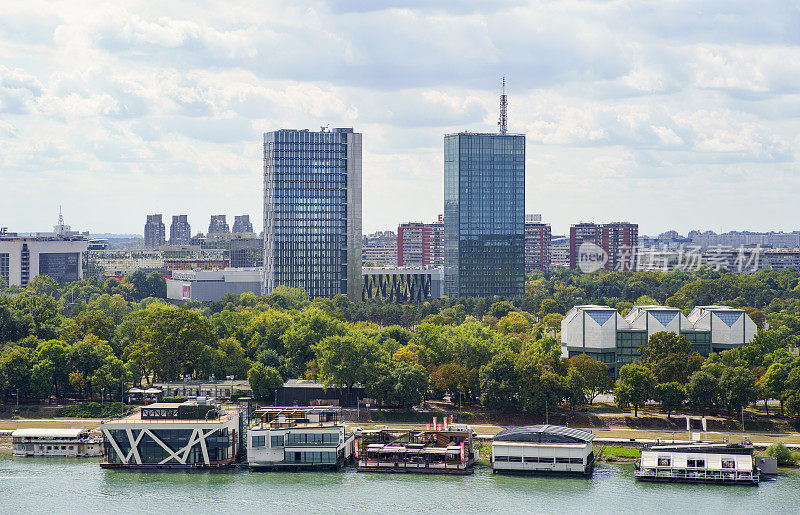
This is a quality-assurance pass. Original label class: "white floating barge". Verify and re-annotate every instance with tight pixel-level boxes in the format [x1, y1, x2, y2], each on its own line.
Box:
[12, 428, 103, 457]
[634, 441, 760, 485]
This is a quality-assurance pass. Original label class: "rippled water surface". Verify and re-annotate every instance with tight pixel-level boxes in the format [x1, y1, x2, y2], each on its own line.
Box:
[1, 456, 799, 514]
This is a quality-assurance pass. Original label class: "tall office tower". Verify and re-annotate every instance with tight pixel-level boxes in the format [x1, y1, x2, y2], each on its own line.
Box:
[525, 214, 551, 273]
[169, 215, 191, 244]
[397, 216, 444, 267]
[263, 128, 362, 299]
[232, 215, 254, 234]
[208, 215, 230, 234]
[444, 82, 525, 298]
[144, 214, 166, 248]
[601, 222, 638, 271]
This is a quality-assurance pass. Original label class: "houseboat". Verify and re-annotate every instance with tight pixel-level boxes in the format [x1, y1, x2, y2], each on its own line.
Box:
[491, 425, 596, 475]
[100, 397, 243, 469]
[11, 428, 103, 457]
[634, 440, 760, 485]
[357, 423, 475, 474]
[246, 406, 354, 471]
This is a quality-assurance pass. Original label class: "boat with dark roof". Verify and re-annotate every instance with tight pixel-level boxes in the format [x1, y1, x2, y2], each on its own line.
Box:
[491, 425, 596, 475]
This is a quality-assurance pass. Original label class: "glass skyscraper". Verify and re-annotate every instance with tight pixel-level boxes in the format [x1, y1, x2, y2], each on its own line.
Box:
[263, 128, 362, 299]
[444, 132, 525, 298]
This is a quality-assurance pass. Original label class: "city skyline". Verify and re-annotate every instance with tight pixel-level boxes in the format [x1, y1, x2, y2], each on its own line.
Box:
[2, 2, 799, 236]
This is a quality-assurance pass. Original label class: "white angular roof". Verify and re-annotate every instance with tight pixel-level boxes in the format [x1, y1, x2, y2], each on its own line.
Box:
[11, 428, 87, 438]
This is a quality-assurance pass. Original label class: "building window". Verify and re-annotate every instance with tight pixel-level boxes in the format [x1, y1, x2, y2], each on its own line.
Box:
[657, 456, 671, 467]
[722, 459, 735, 469]
[687, 459, 705, 468]
[270, 435, 284, 447]
[252, 435, 266, 447]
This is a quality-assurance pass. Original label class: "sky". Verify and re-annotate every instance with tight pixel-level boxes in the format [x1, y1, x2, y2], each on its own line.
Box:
[1, 1, 799, 237]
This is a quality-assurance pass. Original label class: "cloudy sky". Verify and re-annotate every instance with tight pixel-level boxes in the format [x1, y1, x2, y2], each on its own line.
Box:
[1, 1, 799, 237]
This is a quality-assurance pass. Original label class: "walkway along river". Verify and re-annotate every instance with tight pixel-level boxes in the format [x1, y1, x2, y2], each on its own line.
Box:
[1, 455, 799, 513]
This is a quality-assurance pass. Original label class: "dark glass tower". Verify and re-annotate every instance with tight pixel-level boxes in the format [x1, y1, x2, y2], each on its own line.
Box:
[263, 128, 362, 299]
[444, 132, 525, 298]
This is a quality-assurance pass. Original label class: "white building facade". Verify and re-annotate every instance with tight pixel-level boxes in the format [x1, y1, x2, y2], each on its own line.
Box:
[247, 407, 354, 470]
[561, 304, 757, 375]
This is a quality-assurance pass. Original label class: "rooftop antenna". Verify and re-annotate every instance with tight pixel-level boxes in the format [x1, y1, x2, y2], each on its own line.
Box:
[498, 76, 507, 135]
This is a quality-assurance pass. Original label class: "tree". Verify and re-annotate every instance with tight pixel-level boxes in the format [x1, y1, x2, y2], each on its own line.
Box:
[564, 369, 586, 412]
[640, 331, 702, 384]
[496, 312, 531, 335]
[281, 309, 347, 378]
[762, 362, 789, 415]
[29, 358, 54, 399]
[217, 338, 252, 379]
[685, 371, 720, 415]
[315, 332, 388, 390]
[479, 351, 518, 410]
[765, 442, 796, 466]
[719, 366, 758, 415]
[390, 362, 428, 408]
[542, 313, 564, 334]
[569, 354, 612, 404]
[248, 363, 282, 402]
[0, 345, 32, 399]
[25, 275, 59, 297]
[654, 382, 685, 418]
[614, 362, 656, 417]
[34, 340, 69, 397]
[137, 306, 214, 381]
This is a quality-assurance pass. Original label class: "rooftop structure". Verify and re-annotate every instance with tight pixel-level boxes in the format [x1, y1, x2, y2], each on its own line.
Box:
[166, 267, 262, 302]
[275, 378, 365, 407]
[154, 379, 251, 399]
[492, 425, 596, 475]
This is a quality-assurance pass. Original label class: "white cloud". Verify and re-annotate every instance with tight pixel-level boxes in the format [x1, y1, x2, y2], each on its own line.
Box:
[0, 0, 798, 236]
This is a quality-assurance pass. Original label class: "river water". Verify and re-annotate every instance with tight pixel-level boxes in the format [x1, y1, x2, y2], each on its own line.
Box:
[1, 456, 798, 514]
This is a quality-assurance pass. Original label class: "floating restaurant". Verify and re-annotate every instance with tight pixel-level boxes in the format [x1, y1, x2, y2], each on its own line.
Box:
[246, 406, 354, 471]
[357, 417, 475, 474]
[100, 397, 243, 469]
[11, 428, 103, 458]
[491, 425, 596, 475]
[634, 440, 760, 485]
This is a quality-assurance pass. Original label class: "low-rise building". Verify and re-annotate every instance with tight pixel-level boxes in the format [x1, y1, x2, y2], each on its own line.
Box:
[154, 379, 251, 399]
[561, 304, 756, 375]
[12, 428, 103, 457]
[361, 266, 443, 302]
[491, 425, 595, 475]
[166, 268, 261, 302]
[100, 398, 242, 469]
[247, 407, 354, 470]
[275, 379, 364, 407]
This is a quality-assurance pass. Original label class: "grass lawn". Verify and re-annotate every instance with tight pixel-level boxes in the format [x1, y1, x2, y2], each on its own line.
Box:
[599, 445, 640, 458]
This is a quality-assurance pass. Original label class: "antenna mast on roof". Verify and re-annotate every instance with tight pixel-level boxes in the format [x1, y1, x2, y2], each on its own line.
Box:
[498, 76, 507, 135]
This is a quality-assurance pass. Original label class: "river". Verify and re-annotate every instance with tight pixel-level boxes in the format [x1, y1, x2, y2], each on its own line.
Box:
[1, 456, 798, 514]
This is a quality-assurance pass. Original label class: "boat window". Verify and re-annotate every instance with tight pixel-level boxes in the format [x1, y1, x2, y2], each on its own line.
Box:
[539, 457, 554, 464]
[508, 456, 522, 462]
[687, 459, 705, 468]
[569, 458, 583, 464]
[524, 457, 538, 463]
[657, 456, 670, 467]
[722, 459, 735, 469]
[494, 456, 509, 462]
[555, 457, 570, 463]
